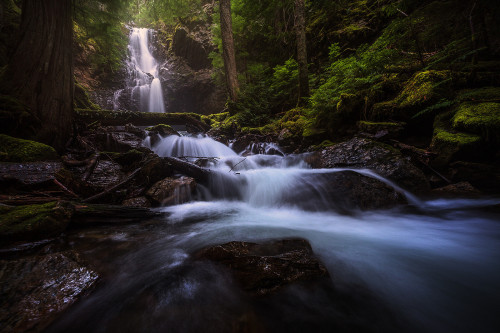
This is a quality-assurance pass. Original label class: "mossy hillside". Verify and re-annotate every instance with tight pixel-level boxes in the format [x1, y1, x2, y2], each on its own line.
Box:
[0, 134, 58, 162]
[452, 102, 500, 143]
[0, 201, 74, 244]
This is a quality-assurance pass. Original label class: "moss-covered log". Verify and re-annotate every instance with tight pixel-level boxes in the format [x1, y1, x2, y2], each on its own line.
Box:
[75, 109, 211, 132]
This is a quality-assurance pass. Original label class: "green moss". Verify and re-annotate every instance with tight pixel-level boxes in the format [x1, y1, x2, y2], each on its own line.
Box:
[0, 201, 74, 243]
[0, 134, 58, 162]
[430, 114, 482, 168]
[433, 128, 482, 146]
[452, 102, 500, 142]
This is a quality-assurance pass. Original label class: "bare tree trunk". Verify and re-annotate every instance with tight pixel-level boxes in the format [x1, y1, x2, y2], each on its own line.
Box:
[294, 0, 309, 104]
[6, 0, 74, 152]
[219, 0, 239, 101]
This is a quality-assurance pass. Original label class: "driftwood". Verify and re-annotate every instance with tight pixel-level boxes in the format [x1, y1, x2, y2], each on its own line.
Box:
[83, 153, 100, 181]
[163, 156, 211, 182]
[75, 110, 211, 132]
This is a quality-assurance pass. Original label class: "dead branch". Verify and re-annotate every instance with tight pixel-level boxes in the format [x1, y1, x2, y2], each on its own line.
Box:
[229, 158, 246, 173]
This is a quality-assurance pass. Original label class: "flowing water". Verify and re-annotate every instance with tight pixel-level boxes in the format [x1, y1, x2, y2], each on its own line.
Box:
[113, 27, 165, 113]
[47, 135, 500, 333]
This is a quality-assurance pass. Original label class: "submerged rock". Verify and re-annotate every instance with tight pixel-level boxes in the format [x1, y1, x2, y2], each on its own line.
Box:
[146, 176, 196, 206]
[309, 137, 429, 193]
[195, 239, 329, 295]
[0, 251, 98, 332]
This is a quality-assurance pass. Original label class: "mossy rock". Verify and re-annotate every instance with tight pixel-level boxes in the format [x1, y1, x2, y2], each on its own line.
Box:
[370, 101, 398, 120]
[396, 71, 451, 106]
[430, 124, 482, 169]
[145, 124, 180, 137]
[336, 93, 363, 118]
[373, 71, 453, 121]
[0, 134, 58, 162]
[452, 102, 500, 143]
[0, 201, 74, 244]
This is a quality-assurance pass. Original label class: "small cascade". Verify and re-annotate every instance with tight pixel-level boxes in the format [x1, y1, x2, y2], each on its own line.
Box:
[148, 135, 418, 211]
[113, 27, 165, 113]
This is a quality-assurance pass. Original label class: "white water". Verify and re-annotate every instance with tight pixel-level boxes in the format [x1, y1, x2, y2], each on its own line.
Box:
[114, 27, 165, 113]
[49, 135, 500, 333]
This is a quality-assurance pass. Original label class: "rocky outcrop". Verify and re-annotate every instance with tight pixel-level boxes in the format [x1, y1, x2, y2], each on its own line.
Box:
[0, 251, 98, 333]
[195, 239, 329, 296]
[308, 138, 429, 193]
[172, 27, 212, 70]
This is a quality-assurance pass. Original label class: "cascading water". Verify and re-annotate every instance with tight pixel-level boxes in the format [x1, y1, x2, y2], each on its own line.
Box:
[48, 134, 500, 333]
[113, 27, 165, 113]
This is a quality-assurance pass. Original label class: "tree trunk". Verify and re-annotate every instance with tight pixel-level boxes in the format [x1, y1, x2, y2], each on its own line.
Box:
[6, 0, 74, 152]
[219, 0, 239, 101]
[294, 0, 309, 104]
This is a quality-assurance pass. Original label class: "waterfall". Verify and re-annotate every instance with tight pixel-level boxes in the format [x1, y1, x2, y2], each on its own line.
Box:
[114, 27, 165, 113]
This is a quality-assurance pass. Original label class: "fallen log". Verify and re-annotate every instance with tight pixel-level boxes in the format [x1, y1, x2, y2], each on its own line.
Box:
[163, 157, 211, 182]
[75, 109, 211, 132]
[72, 204, 163, 225]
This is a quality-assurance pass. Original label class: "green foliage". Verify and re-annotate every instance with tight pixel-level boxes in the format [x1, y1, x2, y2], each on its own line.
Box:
[0, 134, 58, 162]
[74, 0, 131, 76]
[131, 0, 203, 27]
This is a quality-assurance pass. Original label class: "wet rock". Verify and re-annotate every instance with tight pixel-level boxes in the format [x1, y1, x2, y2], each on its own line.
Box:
[194, 239, 329, 296]
[319, 171, 407, 211]
[146, 124, 180, 137]
[0, 201, 74, 245]
[430, 181, 482, 198]
[122, 196, 151, 208]
[146, 176, 196, 206]
[0, 251, 98, 332]
[309, 138, 429, 193]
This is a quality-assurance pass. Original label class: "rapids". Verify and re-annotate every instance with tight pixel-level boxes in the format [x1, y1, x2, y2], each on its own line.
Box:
[46, 135, 500, 333]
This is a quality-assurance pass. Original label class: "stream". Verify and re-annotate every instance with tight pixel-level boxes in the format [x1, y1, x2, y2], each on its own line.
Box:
[46, 135, 500, 333]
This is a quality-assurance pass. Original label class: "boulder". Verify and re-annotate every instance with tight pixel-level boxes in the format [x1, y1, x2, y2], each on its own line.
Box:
[146, 176, 196, 206]
[0, 251, 98, 332]
[309, 137, 429, 193]
[194, 239, 329, 296]
[319, 171, 407, 211]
